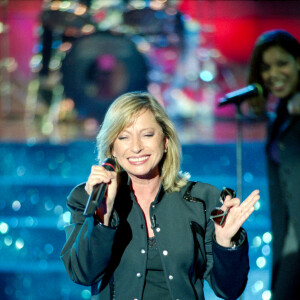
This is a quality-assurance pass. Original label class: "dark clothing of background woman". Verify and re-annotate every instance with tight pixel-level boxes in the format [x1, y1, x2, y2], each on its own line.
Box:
[266, 100, 300, 299]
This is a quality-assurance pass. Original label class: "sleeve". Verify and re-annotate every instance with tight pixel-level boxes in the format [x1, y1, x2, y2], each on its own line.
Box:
[210, 229, 249, 299]
[60, 183, 119, 286]
[192, 182, 249, 299]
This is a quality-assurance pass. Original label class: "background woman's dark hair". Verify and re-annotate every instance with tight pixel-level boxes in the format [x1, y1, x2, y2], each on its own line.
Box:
[247, 29, 300, 89]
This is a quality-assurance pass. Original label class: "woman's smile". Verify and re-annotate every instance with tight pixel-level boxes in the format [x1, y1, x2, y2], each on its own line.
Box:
[128, 155, 150, 164]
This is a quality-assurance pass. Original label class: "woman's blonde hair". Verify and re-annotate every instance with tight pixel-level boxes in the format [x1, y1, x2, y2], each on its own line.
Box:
[96, 91, 189, 192]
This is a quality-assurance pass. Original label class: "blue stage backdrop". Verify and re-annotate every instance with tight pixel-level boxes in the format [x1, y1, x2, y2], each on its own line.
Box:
[0, 141, 271, 300]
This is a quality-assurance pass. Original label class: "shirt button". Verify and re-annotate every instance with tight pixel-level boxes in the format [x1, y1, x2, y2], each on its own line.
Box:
[156, 227, 161, 232]
[141, 249, 146, 254]
[168, 275, 174, 280]
[136, 273, 142, 278]
[163, 250, 168, 256]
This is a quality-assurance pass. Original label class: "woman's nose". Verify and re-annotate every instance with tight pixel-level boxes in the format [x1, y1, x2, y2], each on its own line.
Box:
[268, 65, 280, 77]
[131, 137, 143, 153]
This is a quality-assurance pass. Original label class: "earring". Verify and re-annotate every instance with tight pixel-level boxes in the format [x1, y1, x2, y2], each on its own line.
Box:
[164, 149, 167, 153]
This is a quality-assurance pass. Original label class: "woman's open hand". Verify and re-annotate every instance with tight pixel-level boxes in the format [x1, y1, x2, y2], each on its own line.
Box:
[214, 190, 260, 247]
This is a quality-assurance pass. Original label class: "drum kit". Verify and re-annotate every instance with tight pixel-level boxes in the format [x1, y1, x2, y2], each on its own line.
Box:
[35, 0, 184, 120]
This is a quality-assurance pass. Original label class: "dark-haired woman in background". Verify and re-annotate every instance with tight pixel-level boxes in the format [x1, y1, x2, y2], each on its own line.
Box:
[247, 29, 300, 299]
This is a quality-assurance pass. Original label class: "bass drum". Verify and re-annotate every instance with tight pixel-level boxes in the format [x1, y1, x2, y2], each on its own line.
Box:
[61, 31, 149, 119]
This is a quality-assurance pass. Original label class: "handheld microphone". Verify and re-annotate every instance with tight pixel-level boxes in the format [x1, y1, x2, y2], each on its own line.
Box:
[218, 83, 263, 107]
[83, 158, 116, 217]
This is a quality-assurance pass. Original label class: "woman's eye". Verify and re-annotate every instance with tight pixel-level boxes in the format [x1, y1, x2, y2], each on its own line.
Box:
[261, 64, 270, 72]
[144, 133, 154, 137]
[118, 136, 128, 140]
[278, 60, 288, 67]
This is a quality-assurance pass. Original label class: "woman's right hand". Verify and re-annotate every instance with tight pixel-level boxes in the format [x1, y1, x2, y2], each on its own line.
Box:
[85, 165, 118, 225]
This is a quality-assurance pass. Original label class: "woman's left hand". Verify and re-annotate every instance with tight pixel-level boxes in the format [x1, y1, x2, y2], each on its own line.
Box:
[214, 190, 260, 247]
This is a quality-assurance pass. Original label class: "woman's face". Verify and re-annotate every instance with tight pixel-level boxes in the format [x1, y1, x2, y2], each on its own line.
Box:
[112, 109, 168, 180]
[260, 46, 300, 99]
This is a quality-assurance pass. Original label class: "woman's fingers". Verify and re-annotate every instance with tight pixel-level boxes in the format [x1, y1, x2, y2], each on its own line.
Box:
[231, 190, 260, 223]
[85, 165, 116, 195]
[240, 190, 260, 210]
[222, 190, 260, 209]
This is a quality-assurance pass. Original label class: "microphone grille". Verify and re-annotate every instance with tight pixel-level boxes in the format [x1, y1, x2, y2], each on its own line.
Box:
[253, 83, 264, 97]
[102, 157, 116, 171]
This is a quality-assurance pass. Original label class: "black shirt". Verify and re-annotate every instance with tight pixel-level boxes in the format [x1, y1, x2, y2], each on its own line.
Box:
[142, 236, 172, 300]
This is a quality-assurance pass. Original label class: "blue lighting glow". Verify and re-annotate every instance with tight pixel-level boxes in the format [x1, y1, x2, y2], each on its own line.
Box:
[256, 257, 267, 269]
[81, 289, 91, 299]
[4, 235, 13, 246]
[252, 280, 264, 293]
[63, 211, 71, 223]
[244, 172, 254, 183]
[262, 245, 271, 256]
[254, 201, 261, 210]
[39, 259, 48, 270]
[45, 200, 54, 211]
[0, 222, 9, 234]
[15, 238, 25, 250]
[262, 290, 272, 300]
[54, 205, 64, 215]
[199, 70, 214, 82]
[16, 166, 26, 176]
[12, 200, 21, 211]
[44, 243, 54, 255]
[252, 236, 262, 247]
[262, 232, 272, 243]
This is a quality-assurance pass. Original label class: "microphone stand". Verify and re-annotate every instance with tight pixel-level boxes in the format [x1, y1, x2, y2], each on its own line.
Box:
[218, 90, 264, 300]
[236, 103, 243, 202]
[219, 100, 244, 204]
[219, 100, 244, 300]
[235, 102, 244, 300]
